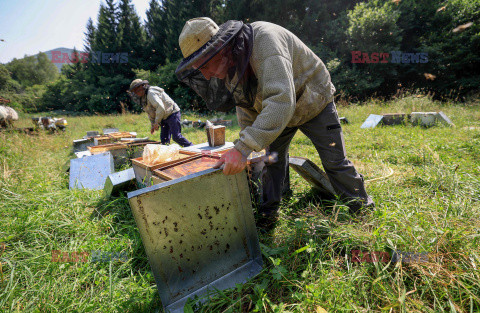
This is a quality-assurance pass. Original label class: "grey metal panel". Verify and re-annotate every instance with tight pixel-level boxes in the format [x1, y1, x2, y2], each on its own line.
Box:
[75, 150, 92, 158]
[103, 128, 119, 134]
[104, 168, 136, 197]
[180, 141, 234, 153]
[360, 114, 383, 129]
[69, 152, 114, 190]
[411, 112, 437, 126]
[381, 113, 407, 126]
[128, 169, 262, 313]
[120, 137, 150, 142]
[73, 138, 94, 153]
[85, 131, 99, 137]
[289, 157, 336, 197]
[108, 148, 129, 168]
[436, 111, 454, 126]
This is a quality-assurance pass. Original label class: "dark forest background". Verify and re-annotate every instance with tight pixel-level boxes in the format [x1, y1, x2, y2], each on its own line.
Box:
[1, 0, 479, 114]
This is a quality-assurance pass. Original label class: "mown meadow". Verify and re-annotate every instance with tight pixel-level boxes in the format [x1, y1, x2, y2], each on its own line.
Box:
[1, 95, 479, 312]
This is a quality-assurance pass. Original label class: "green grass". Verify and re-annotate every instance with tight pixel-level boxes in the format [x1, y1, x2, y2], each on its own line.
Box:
[1, 95, 479, 312]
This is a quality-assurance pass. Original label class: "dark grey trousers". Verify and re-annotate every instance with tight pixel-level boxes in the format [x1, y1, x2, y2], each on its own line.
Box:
[261, 102, 373, 215]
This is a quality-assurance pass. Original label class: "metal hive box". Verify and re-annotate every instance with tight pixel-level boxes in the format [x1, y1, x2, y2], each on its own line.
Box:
[69, 152, 114, 190]
[361, 114, 384, 128]
[104, 168, 136, 197]
[127, 169, 262, 313]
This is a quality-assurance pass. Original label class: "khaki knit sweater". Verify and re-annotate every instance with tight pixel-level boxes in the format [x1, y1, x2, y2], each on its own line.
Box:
[234, 21, 336, 157]
[144, 86, 180, 126]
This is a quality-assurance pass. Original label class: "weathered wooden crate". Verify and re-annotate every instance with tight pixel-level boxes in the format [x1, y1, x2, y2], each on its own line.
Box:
[411, 111, 454, 127]
[206, 125, 226, 147]
[92, 132, 136, 146]
[151, 150, 268, 208]
[127, 169, 262, 313]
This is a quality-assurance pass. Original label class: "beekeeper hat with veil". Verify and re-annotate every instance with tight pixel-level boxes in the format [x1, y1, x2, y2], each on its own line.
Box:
[175, 17, 257, 112]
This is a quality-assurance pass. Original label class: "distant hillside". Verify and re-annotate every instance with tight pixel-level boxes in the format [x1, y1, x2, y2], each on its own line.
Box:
[42, 47, 84, 72]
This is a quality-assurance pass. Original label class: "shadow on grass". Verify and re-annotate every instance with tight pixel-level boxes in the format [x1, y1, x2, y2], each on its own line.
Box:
[90, 194, 166, 312]
[115, 292, 164, 313]
[90, 194, 146, 267]
[185, 188, 377, 312]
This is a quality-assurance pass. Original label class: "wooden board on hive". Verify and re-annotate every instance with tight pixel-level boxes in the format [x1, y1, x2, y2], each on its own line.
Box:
[153, 155, 221, 181]
[131, 151, 200, 187]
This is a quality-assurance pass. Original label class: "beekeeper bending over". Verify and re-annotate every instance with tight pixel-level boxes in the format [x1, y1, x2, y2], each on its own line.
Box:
[129, 79, 192, 147]
[175, 18, 374, 226]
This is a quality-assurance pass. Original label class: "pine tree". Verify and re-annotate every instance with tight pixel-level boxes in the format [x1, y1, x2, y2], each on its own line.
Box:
[145, 0, 167, 69]
[83, 18, 96, 54]
[93, 1, 118, 77]
[117, 0, 146, 75]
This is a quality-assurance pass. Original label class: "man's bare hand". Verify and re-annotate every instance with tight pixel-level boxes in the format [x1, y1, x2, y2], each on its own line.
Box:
[151, 123, 160, 134]
[213, 148, 247, 175]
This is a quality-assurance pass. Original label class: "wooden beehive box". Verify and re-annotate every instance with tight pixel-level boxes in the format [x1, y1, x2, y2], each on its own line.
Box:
[206, 125, 225, 147]
[153, 154, 221, 181]
[88, 142, 127, 154]
[88, 141, 158, 168]
[94, 135, 114, 146]
[89, 142, 129, 167]
[203, 148, 265, 163]
[152, 150, 266, 183]
[108, 131, 136, 140]
[126, 141, 161, 159]
[131, 151, 199, 187]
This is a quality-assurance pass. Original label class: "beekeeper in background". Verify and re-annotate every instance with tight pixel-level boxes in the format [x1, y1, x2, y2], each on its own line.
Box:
[129, 79, 192, 147]
[0, 105, 18, 128]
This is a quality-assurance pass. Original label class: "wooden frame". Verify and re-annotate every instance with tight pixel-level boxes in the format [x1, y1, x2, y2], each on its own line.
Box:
[152, 154, 221, 181]
[131, 151, 200, 187]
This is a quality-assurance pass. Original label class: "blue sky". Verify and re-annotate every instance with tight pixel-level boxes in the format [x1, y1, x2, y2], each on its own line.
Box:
[0, 0, 151, 63]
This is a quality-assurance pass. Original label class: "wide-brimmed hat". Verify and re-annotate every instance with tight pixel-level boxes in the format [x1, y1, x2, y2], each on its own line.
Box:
[129, 79, 149, 91]
[179, 17, 219, 59]
[176, 19, 244, 81]
[175, 19, 256, 112]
